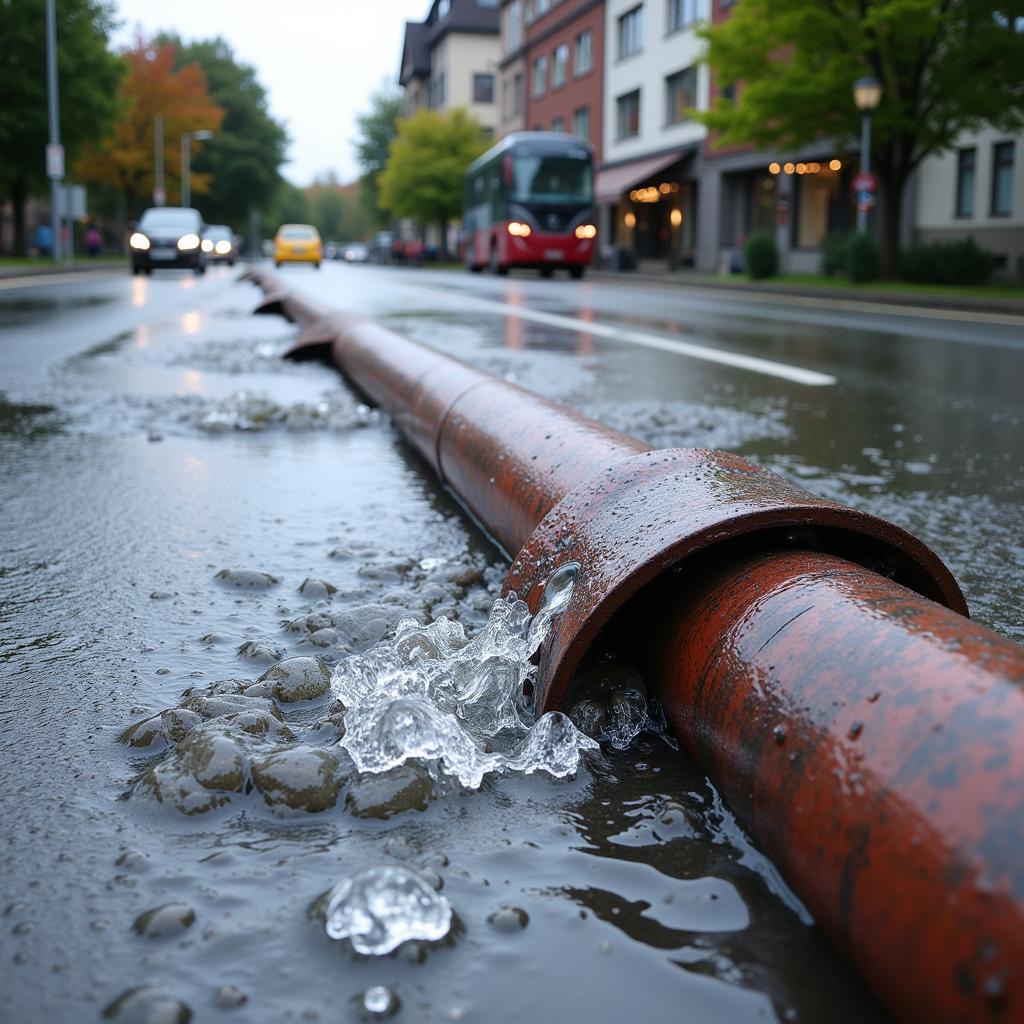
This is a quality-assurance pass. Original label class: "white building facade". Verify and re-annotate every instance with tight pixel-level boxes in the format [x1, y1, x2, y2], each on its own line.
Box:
[598, 0, 710, 266]
[915, 127, 1023, 280]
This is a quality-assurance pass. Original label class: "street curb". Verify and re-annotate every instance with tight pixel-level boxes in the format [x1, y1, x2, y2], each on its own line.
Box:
[0, 262, 124, 282]
[585, 270, 1024, 317]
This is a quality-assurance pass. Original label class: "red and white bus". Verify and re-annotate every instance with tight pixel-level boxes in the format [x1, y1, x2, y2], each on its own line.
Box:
[463, 132, 596, 279]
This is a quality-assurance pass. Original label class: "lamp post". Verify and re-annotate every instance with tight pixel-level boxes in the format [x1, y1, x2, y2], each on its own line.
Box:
[853, 76, 882, 234]
[45, 0, 63, 263]
[180, 129, 215, 207]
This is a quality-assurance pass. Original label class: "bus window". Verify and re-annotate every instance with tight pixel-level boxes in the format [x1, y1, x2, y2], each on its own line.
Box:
[512, 155, 592, 204]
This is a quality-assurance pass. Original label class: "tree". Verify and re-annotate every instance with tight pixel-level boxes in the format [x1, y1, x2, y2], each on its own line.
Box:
[378, 108, 488, 258]
[159, 35, 288, 232]
[354, 85, 405, 223]
[305, 174, 373, 241]
[75, 38, 224, 218]
[699, 1, 1024, 276]
[0, 0, 123, 255]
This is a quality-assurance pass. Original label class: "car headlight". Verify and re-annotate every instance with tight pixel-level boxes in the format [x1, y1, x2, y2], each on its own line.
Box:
[177, 233, 200, 251]
[201, 239, 214, 252]
[215, 240, 231, 255]
[129, 232, 150, 250]
[508, 221, 531, 237]
[574, 224, 597, 239]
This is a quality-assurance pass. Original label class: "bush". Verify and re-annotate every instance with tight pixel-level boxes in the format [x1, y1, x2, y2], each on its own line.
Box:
[900, 238, 994, 285]
[821, 232, 850, 277]
[846, 232, 879, 282]
[744, 230, 778, 279]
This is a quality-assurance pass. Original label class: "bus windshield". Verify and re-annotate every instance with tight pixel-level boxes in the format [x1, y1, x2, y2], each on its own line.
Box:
[512, 155, 592, 205]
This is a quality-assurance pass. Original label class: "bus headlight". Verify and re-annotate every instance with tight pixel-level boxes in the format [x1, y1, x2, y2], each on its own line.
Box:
[177, 233, 201, 251]
[574, 224, 597, 240]
[129, 232, 150, 250]
[508, 221, 531, 237]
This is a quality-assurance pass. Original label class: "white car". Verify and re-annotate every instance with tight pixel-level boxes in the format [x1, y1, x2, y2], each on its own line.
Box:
[344, 243, 369, 263]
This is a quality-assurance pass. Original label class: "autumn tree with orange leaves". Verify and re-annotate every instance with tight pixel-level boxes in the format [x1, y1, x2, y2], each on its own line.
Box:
[76, 37, 223, 216]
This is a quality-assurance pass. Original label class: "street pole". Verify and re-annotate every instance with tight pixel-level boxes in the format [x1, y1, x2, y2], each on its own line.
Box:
[181, 133, 190, 208]
[45, 0, 63, 263]
[154, 114, 164, 206]
[856, 111, 872, 234]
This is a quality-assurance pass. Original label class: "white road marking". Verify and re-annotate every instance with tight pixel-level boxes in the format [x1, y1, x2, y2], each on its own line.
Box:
[432, 292, 838, 387]
[0, 270, 122, 291]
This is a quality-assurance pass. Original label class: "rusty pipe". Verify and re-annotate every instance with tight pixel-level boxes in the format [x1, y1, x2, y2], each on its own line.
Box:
[245, 269, 1024, 1022]
[636, 547, 1024, 1024]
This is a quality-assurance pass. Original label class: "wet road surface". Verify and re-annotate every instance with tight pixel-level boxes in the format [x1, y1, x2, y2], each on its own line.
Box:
[1, 262, 1020, 1022]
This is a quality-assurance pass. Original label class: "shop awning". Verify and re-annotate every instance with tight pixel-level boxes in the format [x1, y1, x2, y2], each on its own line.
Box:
[594, 150, 687, 203]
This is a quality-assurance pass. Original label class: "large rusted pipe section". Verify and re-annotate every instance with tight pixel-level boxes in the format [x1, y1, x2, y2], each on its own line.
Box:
[246, 268, 1024, 1022]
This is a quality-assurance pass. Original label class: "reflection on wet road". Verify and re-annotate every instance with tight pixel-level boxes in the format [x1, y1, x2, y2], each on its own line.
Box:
[0, 261, 1019, 1022]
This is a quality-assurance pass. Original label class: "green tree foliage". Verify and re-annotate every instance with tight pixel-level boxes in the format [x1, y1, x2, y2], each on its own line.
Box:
[160, 35, 288, 232]
[305, 174, 373, 241]
[266, 179, 309, 230]
[0, 0, 123, 254]
[700, 1, 1024, 276]
[379, 108, 488, 256]
[355, 85, 404, 222]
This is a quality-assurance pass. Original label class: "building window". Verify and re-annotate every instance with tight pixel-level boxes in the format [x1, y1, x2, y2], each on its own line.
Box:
[721, 82, 736, 102]
[532, 56, 548, 96]
[552, 116, 565, 132]
[552, 43, 569, 87]
[473, 73, 495, 103]
[665, 66, 696, 124]
[955, 148, 975, 218]
[617, 5, 643, 59]
[616, 89, 640, 139]
[574, 29, 592, 74]
[504, 0, 522, 52]
[428, 72, 446, 109]
[573, 105, 589, 141]
[667, 0, 697, 32]
[991, 141, 1014, 216]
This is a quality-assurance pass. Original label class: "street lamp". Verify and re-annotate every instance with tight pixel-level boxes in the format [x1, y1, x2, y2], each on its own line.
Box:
[180, 129, 215, 208]
[853, 76, 882, 233]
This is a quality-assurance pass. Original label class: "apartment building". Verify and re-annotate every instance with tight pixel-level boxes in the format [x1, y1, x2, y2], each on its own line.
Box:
[498, 1, 528, 136]
[598, 0, 710, 265]
[915, 128, 1023, 279]
[399, 0, 502, 133]
[521, 0, 605, 161]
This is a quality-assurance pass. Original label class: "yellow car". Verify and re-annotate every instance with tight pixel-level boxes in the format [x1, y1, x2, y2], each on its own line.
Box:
[274, 224, 322, 268]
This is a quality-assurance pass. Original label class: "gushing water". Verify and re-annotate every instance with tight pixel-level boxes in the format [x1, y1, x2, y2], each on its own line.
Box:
[332, 565, 596, 790]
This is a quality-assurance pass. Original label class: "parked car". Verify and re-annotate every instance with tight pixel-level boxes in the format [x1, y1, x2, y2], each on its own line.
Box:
[129, 207, 206, 275]
[343, 242, 369, 263]
[274, 224, 322, 268]
[324, 241, 341, 260]
[201, 224, 238, 265]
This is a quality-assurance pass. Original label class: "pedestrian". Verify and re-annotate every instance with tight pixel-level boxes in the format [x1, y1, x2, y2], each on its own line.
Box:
[33, 223, 54, 258]
[84, 224, 102, 258]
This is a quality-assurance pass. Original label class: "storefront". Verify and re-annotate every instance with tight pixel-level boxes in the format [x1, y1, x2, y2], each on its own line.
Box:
[595, 149, 698, 269]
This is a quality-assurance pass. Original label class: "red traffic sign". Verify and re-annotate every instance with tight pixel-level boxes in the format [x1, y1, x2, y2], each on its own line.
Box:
[853, 172, 878, 193]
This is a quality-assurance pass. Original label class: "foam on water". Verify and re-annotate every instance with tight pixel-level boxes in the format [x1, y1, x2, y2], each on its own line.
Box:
[196, 390, 373, 432]
[332, 564, 597, 790]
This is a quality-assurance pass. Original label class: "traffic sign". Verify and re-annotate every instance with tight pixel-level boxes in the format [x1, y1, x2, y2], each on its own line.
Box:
[853, 172, 877, 194]
[856, 191, 876, 212]
[46, 143, 64, 180]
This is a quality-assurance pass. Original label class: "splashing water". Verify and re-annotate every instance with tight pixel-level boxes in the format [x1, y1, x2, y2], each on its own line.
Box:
[331, 563, 596, 790]
[325, 866, 451, 954]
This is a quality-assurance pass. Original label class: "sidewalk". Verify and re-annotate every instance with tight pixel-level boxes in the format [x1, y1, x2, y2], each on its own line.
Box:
[587, 267, 1024, 318]
[0, 260, 123, 281]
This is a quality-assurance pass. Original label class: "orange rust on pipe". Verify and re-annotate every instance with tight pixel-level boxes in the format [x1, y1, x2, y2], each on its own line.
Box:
[637, 549, 1024, 1024]
[245, 269, 1024, 1022]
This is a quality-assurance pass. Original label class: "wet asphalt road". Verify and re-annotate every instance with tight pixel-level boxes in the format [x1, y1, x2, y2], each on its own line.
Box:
[0, 260, 1021, 1023]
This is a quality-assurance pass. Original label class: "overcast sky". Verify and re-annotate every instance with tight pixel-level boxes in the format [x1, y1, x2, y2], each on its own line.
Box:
[113, 0, 424, 185]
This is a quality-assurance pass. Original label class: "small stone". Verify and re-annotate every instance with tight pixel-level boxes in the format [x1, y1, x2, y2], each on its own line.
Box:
[298, 578, 337, 599]
[487, 906, 528, 932]
[251, 745, 344, 812]
[345, 763, 436, 819]
[132, 903, 196, 939]
[236, 639, 282, 663]
[102, 986, 191, 1023]
[359, 985, 399, 1018]
[257, 657, 330, 703]
[214, 568, 279, 589]
[212, 985, 247, 1010]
